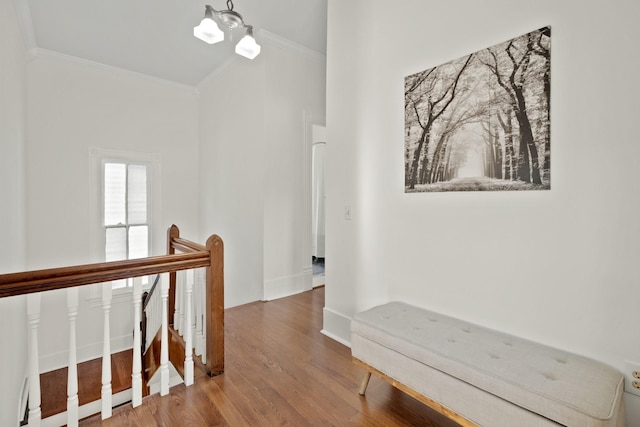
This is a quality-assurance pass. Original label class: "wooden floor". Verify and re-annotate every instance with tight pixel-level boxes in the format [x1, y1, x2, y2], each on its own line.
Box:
[79, 287, 461, 426]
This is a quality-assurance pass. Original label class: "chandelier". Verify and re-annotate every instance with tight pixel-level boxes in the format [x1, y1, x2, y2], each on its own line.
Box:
[193, 0, 261, 60]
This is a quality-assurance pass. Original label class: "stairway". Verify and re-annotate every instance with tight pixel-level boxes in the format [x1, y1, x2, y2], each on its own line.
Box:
[4, 225, 224, 427]
[39, 350, 134, 423]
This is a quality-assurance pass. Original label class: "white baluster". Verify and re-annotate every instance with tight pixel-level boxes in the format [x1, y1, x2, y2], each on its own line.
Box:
[184, 270, 194, 386]
[178, 271, 185, 335]
[173, 272, 181, 334]
[193, 271, 203, 357]
[199, 268, 207, 364]
[101, 283, 112, 419]
[27, 293, 41, 427]
[160, 278, 170, 395]
[195, 268, 206, 361]
[132, 277, 143, 407]
[67, 288, 79, 427]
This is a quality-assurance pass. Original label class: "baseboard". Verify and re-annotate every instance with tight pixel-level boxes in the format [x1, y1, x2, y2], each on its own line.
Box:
[312, 273, 325, 288]
[321, 307, 352, 347]
[624, 392, 640, 427]
[263, 271, 312, 301]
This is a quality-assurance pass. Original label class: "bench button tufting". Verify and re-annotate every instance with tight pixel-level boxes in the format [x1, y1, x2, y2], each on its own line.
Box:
[488, 353, 501, 359]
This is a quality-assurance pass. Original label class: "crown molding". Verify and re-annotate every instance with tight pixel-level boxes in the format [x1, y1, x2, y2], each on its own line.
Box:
[11, 0, 37, 54]
[32, 48, 199, 95]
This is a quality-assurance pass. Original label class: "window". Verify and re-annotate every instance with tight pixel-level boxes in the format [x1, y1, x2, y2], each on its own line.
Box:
[89, 148, 160, 299]
[103, 161, 150, 289]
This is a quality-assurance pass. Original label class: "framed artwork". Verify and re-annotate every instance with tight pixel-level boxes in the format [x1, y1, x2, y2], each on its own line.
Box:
[405, 26, 551, 192]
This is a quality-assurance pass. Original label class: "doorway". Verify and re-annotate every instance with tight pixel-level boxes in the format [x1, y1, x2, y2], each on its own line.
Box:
[311, 125, 326, 287]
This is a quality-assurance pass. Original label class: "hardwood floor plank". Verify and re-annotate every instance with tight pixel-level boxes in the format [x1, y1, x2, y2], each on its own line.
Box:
[224, 321, 359, 424]
[79, 287, 461, 426]
[197, 372, 270, 426]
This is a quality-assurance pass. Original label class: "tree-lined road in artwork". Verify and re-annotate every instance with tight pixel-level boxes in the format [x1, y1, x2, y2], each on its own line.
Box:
[412, 176, 544, 193]
[405, 26, 551, 192]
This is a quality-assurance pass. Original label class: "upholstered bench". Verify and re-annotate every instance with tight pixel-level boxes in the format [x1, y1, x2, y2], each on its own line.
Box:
[351, 302, 625, 427]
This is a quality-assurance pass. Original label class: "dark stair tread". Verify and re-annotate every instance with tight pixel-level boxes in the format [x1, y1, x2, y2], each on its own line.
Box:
[40, 349, 133, 418]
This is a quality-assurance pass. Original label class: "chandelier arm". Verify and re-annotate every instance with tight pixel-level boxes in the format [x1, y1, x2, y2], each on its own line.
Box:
[205, 4, 227, 16]
[205, 0, 234, 14]
[207, 5, 246, 30]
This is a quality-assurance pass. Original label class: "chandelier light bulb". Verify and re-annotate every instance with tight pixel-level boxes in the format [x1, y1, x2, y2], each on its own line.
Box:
[194, 13, 224, 44]
[235, 31, 261, 60]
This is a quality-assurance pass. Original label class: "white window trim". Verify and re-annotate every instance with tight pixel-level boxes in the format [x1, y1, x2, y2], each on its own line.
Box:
[88, 147, 162, 303]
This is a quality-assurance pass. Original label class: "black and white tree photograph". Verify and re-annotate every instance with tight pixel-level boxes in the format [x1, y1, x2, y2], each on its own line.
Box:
[405, 27, 551, 193]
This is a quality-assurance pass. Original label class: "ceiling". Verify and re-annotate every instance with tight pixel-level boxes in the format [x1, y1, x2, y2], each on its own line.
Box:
[21, 0, 327, 86]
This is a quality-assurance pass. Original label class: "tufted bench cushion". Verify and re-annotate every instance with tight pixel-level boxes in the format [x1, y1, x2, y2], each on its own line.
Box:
[351, 302, 625, 427]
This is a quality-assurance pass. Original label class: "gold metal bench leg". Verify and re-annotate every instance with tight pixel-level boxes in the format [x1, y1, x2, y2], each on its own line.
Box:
[358, 371, 372, 395]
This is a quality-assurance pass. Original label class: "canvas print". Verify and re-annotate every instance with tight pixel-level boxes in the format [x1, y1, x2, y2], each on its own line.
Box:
[405, 27, 551, 192]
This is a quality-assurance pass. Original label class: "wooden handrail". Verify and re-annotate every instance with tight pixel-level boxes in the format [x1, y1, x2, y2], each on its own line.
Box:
[1, 224, 224, 388]
[0, 252, 211, 299]
[171, 237, 206, 253]
[3, 223, 224, 424]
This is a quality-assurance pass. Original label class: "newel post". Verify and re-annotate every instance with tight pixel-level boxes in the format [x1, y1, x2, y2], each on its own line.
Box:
[206, 234, 224, 376]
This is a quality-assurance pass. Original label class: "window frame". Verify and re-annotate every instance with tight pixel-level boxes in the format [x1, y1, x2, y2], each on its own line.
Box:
[89, 148, 161, 300]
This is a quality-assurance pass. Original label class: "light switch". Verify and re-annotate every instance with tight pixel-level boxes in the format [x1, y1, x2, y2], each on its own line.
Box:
[344, 205, 352, 220]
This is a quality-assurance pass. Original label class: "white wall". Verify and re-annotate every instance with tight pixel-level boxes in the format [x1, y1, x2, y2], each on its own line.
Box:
[198, 35, 326, 307]
[324, 0, 640, 423]
[0, 0, 28, 424]
[198, 56, 266, 308]
[1, 8, 327, 421]
[0, 2, 26, 271]
[26, 53, 200, 370]
[262, 40, 326, 300]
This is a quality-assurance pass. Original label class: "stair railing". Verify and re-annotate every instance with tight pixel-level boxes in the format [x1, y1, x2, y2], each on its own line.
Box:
[168, 225, 225, 376]
[0, 225, 223, 427]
